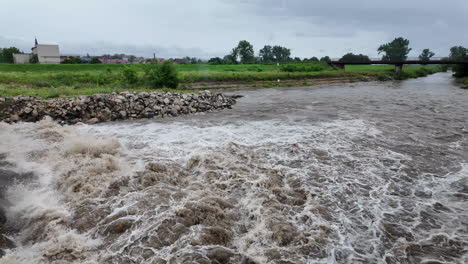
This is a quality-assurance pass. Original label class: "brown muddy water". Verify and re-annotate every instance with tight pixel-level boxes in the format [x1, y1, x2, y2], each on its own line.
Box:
[0, 72, 467, 263]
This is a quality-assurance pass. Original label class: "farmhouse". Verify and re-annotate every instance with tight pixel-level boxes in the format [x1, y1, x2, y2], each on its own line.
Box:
[13, 38, 60, 64]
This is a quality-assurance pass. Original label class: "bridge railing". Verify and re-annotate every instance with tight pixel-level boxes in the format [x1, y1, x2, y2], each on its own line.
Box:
[330, 57, 468, 64]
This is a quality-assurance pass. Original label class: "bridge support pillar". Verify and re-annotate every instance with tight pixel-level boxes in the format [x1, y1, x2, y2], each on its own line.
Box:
[395, 64, 403, 78]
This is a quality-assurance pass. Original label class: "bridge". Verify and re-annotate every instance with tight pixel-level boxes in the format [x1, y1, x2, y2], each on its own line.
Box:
[329, 58, 468, 77]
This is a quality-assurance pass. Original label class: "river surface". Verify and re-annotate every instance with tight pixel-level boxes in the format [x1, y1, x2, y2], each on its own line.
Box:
[0, 72, 467, 263]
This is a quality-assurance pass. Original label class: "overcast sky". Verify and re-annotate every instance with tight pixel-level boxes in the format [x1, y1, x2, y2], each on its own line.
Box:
[1, 0, 467, 59]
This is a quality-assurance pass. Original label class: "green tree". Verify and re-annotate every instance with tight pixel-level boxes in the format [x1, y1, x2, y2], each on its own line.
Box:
[272, 46, 291, 63]
[378, 37, 412, 61]
[339, 53, 371, 63]
[29, 54, 39, 64]
[449, 46, 468, 77]
[121, 66, 138, 84]
[144, 61, 179, 88]
[233, 40, 255, 64]
[62, 56, 83, 64]
[223, 54, 237, 64]
[449, 46, 467, 59]
[259, 45, 275, 64]
[190, 57, 200, 64]
[90, 57, 102, 64]
[0, 47, 22, 63]
[320, 56, 331, 63]
[208, 57, 224, 65]
[129, 55, 136, 64]
[419, 49, 435, 62]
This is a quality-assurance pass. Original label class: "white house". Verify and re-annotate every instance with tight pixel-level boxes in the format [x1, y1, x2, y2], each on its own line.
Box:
[13, 38, 60, 64]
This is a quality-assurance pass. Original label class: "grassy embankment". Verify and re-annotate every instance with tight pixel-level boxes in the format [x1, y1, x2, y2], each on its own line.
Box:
[456, 77, 468, 85]
[0, 63, 446, 98]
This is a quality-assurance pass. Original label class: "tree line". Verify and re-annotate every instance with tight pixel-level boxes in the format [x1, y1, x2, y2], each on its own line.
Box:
[1, 39, 467, 77]
[208, 40, 331, 65]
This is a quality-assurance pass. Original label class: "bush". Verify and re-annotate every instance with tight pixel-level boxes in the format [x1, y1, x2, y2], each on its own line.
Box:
[62, 56, 83, 64]
[280, 62, 327, 72]
[338, 53, 371, 63]
[29, 55, 39, 64]
[144, 61, 179, 89]
[97, 69, 114, 85]
[453, 65, 468, 77]
[90, 57, 102, 64]
[121, 66, 138, 84]
[247, 66, 263, 72]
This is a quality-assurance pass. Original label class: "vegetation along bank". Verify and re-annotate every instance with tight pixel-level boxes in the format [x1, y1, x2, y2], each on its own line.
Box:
[0, 63, 448, 99]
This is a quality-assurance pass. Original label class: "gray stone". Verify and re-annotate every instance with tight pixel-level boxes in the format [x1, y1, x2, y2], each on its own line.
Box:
[0, 91, 237, 124]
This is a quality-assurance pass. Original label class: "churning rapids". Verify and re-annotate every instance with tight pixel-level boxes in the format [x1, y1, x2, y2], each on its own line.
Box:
[0, 72, 467, 264]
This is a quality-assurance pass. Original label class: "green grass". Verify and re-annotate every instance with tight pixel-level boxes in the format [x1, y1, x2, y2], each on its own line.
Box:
[0, 63, 447, 98]
[0, 84, 196, 98]
[456, 77, 468, 85]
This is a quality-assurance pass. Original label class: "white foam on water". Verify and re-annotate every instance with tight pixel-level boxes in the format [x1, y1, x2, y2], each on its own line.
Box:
[0, 116, 466, 263]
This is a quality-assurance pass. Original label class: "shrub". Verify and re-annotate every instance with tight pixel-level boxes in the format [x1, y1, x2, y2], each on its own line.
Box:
[247, 66, 263, 72]
[62, 56, 83, 64]
[280, 63, 327, 72]
[29, 55, 39, 64]
[338, 53, 371, 63]
[121, 66, 138, 84]
[144, 61, 179, 89]
[97, 69, 114, 85]
[90, 57, 102, 64]
[453, 65, 468, 77]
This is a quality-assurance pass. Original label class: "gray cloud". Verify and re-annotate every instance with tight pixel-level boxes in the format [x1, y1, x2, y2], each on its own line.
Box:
[1, 0, 467, 58]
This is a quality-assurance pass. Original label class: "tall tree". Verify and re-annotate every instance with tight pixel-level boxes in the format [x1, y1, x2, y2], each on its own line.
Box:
[0, 47, 22, 63]
[418, 49, 435, 63]
[259, 45, 274, 64]
[449, 46, 468, 77]
[272, 45, 291, 63]
[320, 56, 331, 63]
[208, 57, 224, 65]
[234, 40, 255, 64]
[377, 37, 412, 61]
[339, 53, 371, 63]
[449, 46, 467, 59]
[228, 47, 239, 64]
[223, 54, 237, 64]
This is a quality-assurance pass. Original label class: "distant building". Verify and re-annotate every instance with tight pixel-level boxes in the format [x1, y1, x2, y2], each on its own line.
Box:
[99, 58, 129, 64]
[12, 54, 31, 64]
[172, 58, 191, 64]
[13, 38, 60, 64]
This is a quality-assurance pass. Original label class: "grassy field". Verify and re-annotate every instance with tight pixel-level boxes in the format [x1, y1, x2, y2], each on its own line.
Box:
[0, 63, 446, 98]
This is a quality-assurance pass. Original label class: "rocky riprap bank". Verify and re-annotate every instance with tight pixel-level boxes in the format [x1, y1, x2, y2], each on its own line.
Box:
[0, 91, 237, 124]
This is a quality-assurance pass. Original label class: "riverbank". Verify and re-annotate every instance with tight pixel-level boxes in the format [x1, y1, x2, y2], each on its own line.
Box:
[456, 77, 468, 86]
[0, 64, 446, 98]
[1, 73, 467, 263]
[0, 91, 236, 124]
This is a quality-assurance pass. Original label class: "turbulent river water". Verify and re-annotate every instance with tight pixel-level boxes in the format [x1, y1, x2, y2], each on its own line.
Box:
[0, 72, 467, 264]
